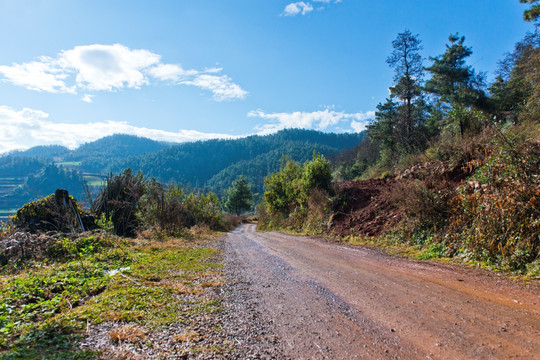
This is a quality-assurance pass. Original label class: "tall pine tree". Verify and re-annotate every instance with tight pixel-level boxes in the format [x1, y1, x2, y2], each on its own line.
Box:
[368, 30, 427, 161]
[425, 34, 486, 135]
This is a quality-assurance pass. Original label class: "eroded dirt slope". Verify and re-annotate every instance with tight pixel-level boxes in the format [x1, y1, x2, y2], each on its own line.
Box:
[223, 224, 540, 359]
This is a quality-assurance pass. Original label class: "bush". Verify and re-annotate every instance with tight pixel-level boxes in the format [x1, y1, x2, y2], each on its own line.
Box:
[446, 133, 540, 269]
[260, 154, 334, 233]
[92, 169, 145, 237]
[11, 189, 95, 234]
[137, 183, 226, 236]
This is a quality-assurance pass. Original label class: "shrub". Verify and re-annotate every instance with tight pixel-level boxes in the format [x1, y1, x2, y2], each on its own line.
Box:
[11, 189, 94, 234]
[446, 134, 540, 268]
[92, 169, 145, 237]
[260, 154, 333, 233]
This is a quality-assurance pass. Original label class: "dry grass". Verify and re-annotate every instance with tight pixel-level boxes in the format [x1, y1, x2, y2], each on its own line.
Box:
[108, 324, 148, 345]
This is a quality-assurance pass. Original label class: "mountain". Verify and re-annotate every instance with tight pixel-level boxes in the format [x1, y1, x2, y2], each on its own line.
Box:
[8, 145, 70, 162]
[65, 134, 169, 172]
[109, 129, 365, 194]
[0, 130, 364, 215]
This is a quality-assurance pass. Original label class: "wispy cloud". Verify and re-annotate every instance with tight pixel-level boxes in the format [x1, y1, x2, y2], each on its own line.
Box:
[0, 44, 247, 101]
[81, 94, 94, 103]
[181, 74, 248, 102]
[0, 106, 239, 153]
[282, 0, 341, 16]
[282, 2, 313, 16]
[248, 108, 374, 134]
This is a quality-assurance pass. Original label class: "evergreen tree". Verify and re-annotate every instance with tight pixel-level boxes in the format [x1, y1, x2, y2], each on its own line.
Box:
[387, 30, 428, 153]
[367, 30, 428, 161]
[490, 29, 540, 123]
[367, 98, 398, 162]
[425, 33, 486, 135]
[224, 176, 253, 215]
[520, 0, 540, 21]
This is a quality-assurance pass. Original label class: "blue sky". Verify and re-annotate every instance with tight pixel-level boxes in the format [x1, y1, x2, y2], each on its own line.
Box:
[0, 0, 535, 153]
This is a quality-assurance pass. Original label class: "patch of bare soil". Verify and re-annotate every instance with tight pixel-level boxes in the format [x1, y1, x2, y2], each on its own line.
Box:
[331, 160, 470, 238]
[331, 179, 401, 237]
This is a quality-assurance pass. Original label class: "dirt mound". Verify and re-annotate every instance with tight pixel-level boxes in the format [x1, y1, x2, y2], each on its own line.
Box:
[331, 179, 401, 237]
[330, 159, 472, 238]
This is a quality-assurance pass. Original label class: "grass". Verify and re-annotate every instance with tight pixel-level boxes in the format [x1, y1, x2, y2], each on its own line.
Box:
[55, 162, 81, 167]
[85, 181, 106, 186]
[0, 233, 224, 359]
[342, 233, 540, 281]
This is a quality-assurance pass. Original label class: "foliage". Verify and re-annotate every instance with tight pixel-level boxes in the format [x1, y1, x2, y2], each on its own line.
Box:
[67, 134, 167, 173]
[0, 156, 45, 177]
[425, 33, 486, 114]
[224, 176, 253, 215]
[92, 169, 145, 237]
[8, 145, 70, 162]
[445, 131, 540, 269]
[260, 154, 333, 233]
[11, 190, 94, 234]
[388, 124, 540, 272]
[520, 0, 540, 21]
[26, 165, 84, 200]
[490, 29, 540, 123]
[112, 129, 363, 194]
[334, 137, 381, 181]
[387, 30, 429, 153]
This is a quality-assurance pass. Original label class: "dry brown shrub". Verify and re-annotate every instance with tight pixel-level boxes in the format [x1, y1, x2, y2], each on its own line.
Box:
[174, 330, 200, 343]
[390, 179, 455, 232]
[108, 324, 148, 345]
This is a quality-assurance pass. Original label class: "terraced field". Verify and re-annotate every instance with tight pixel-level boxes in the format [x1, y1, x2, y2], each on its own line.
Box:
[0, 177, 24, 220]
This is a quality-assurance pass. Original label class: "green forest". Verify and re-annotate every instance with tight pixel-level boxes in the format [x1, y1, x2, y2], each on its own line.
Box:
[0, 130, 363, 216]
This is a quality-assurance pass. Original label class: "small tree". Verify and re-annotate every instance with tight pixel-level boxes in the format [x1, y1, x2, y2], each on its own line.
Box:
[224, 176, 253, 215]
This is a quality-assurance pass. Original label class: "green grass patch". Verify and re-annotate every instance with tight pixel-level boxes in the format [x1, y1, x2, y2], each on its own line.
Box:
[55, 162, 81, 167]
[86, 181, 106, 186]
[0, 234, 222, 359]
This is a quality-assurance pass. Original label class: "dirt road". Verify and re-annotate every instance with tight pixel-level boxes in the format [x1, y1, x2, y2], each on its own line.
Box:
[222, 224, 540, 359]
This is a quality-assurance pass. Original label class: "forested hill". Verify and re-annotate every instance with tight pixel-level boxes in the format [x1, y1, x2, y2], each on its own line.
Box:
[109, 129, 364, 194]
[65, 134, 169, 172]
[0, 130, 364, 214]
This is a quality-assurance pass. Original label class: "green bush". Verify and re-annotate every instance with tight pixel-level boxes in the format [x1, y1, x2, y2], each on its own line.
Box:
[260, 153, 333, 233]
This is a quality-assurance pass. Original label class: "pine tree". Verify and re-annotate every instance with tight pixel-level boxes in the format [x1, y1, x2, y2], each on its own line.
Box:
[224, 176, 253, 216]
[520, 0, 540, 21]
[425, 34, 486, 135]
[367, 30, 428, 159]
[387, 30, 428, 153]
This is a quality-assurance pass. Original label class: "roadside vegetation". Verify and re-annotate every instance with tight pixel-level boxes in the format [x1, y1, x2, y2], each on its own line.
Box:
[0, 169, 253, 358]
[259, 6, 539, 277]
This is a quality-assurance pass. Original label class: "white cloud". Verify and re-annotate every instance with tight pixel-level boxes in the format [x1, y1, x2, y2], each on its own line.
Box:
[61, 44, 160, 91]
[81, 94, 94, 103]
[0, 57, 75, 93]
[282, 2, 313, 16]
[147, 63, 197, 82]
[248, 108, 374, 134]
[0, 105, 239, 154]
[350, 120, 367, 133]
[282, 0, 341, 16]
[0, 44, 247, 101]
[181, 74, 248, 101]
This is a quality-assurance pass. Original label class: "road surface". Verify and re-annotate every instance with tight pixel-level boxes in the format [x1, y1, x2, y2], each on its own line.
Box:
[223, 224, 540, 359]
